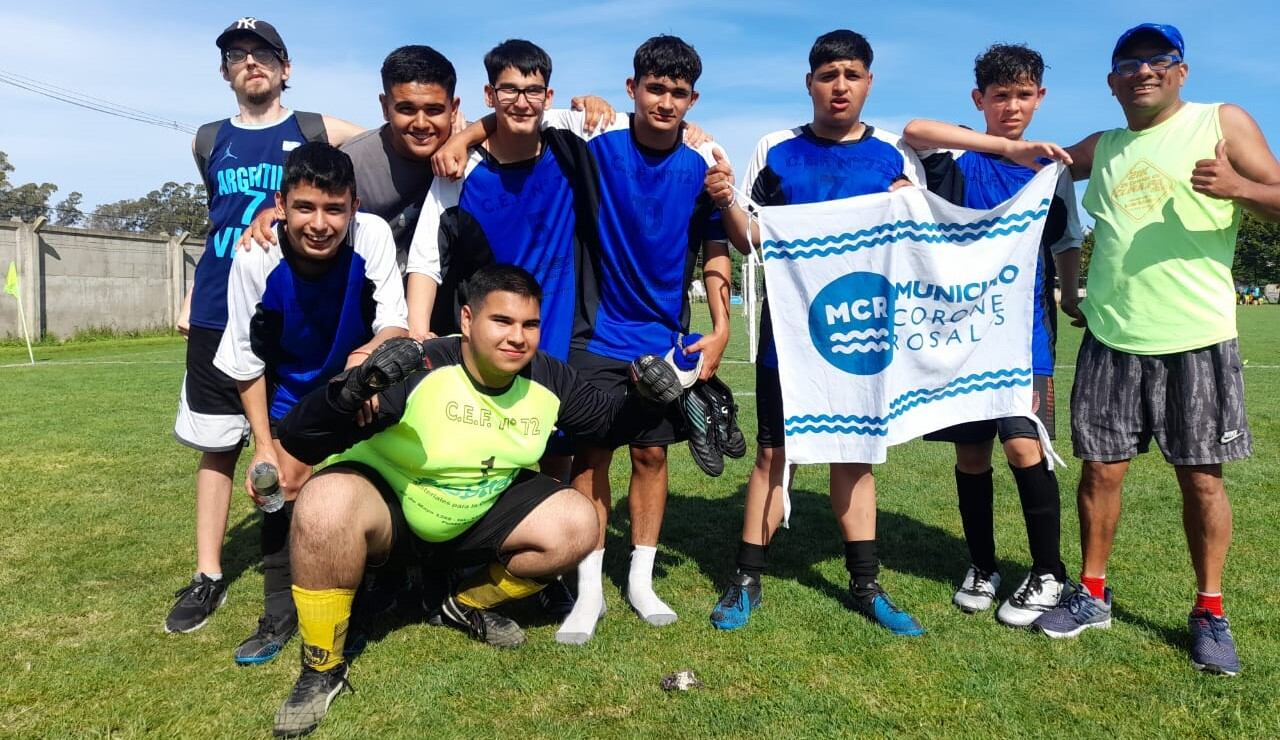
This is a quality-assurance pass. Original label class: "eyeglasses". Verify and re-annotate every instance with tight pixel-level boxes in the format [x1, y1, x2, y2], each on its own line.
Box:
[493, 85, 548, 104]
[223, 48, 281, 66]
[1111, 53, 1182, 77]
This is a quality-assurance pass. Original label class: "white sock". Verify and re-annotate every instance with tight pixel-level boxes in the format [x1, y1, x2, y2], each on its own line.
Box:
[198, 571, 223, 581]
[556, 549, 606, 645]
[626, 545, 677, 626]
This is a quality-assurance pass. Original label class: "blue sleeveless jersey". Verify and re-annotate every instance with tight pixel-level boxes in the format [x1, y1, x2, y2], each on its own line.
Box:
[920, 149, 1077, 375]
[578, 117, 724, 359]
[190, 114, 306, 330]
[745, 125, 923, 368]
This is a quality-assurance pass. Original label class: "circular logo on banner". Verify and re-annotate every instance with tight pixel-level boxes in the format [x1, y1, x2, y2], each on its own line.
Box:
[808, 272, 895, 375]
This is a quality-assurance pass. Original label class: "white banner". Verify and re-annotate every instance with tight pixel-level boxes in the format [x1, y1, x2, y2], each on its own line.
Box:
[757, 165, 1061, 465]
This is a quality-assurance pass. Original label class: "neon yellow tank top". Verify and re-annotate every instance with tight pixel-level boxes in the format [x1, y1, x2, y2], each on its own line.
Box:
[1081, 102, 1240, 354]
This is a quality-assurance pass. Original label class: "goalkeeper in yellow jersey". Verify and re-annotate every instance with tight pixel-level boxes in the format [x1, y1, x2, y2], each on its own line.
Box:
[269, 264, 680, 737]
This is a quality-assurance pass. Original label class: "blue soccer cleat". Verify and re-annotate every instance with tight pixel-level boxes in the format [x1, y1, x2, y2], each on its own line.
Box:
[710, 572, 762, 630]
[850, 581, 925, 636]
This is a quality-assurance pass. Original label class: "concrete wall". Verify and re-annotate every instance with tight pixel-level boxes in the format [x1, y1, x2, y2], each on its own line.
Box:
[0, 218, 202, 340]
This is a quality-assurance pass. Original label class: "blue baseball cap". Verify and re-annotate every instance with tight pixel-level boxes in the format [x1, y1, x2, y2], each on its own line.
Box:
[1112, 23, 1185, 60]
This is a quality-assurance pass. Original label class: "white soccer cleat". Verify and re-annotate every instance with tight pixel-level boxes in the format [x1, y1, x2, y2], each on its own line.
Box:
[998, 571, 1065, 627]
[953, 565, 1001, 613]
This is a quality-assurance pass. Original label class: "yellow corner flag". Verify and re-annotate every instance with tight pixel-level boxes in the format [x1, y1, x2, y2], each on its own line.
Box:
[4, 262, 17, 298]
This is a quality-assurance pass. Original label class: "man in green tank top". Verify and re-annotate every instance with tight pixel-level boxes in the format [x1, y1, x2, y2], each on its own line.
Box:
[886, 23, 1280, 675]
[1033, 24, 1280, 675]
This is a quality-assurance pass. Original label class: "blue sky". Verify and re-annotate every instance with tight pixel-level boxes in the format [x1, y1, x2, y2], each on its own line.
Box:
[3, 0, 1278, 214]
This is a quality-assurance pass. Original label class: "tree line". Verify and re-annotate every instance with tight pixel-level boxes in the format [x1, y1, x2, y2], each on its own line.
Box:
[2, 149, 1276, 284]
[0, 150, 209, 237]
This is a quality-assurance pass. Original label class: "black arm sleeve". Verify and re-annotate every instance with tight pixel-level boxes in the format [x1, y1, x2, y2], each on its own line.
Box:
[530, 353, 625, 438]
[277, 338, 458, 464]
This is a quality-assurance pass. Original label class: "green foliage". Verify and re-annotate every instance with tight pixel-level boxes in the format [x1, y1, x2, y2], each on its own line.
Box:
[0, 149, 207, 235]
[1233, 211, 1280, 286]
[2, 311, 1278, 736]
[89, 181, 209, 237]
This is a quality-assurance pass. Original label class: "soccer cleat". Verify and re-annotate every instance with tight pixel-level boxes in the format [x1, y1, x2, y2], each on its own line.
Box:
[440, 594, 526, 648]
[997, 572, 1065, 627]
[1188, 608, 1240, 676]
[682, 385, 724, 477]
[710, 571, 762, 630]
[702, 376, 746, 459]
[235, 614, 298, 665]
[536, 577, 576, 620]
[953, 565, 1001, 613]
[850, 581, 925, 636]
[164, 574, 228, 633]
[1035, 585, 1112, 638]
[273, 662, 352, 738]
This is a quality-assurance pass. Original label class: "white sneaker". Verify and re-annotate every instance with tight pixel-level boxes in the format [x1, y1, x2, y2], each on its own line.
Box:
[997, 571, 1065, 627]
[953, 565, 1001, 613]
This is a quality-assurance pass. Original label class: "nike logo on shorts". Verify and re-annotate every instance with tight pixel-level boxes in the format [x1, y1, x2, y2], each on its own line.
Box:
[1220, 430, 1242, 444]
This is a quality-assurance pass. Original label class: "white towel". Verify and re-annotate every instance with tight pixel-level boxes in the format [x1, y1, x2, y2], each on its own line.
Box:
[757, 165, 1062, 478]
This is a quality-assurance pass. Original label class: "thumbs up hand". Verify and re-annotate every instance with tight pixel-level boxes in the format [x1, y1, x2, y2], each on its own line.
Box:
[704, 148, 737, 210]
[1192, 139, 1245, 200]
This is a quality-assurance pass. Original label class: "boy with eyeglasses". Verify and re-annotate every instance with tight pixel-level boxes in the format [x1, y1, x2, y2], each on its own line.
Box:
[166, 18, 363, 657]
[702, 29, 927, 636]
[910, 23, 1280, 675]
[901, 44, 1082, 627]
[429, 36, 731, 644]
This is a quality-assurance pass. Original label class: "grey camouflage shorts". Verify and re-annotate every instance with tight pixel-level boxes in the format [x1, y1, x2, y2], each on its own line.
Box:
[1070, 332, 1252, 466]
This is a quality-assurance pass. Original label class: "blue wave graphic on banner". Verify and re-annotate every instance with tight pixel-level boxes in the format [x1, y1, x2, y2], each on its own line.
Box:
[783, 370, 1033, 436]
[762, 200, 1050, 262]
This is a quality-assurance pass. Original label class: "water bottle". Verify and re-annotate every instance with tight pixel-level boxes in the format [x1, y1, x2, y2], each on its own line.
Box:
[251, 461, 285, 513]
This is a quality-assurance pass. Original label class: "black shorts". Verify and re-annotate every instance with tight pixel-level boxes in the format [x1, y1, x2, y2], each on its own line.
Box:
[173, 325, 248, 452]
[923, 375, 1056, 444]
[319, 463, 570, 571]
[1070, 332, 1251, 466]
[755, 359, 786, 449]
[569, 349, 685, 449]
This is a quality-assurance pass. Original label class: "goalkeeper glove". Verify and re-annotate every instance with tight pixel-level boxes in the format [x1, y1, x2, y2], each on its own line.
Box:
[330, 337, 424, 413]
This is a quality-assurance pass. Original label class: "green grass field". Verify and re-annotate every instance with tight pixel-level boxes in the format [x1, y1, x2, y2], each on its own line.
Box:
[2, 308, 1278, 738]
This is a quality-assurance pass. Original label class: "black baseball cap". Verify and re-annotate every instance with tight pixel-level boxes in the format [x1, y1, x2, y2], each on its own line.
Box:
[1112, 23, 1185, 61]
[216, 17, 288, 60]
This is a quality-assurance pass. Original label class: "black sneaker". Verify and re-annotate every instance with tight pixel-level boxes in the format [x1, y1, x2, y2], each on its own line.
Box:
[235, 614, 297, 665]
[702, 376, 746, 459]
[273, 662, 353, 738]
[536, 577, 576, 620]
[440, 594, 526, 648]
[682, 384, 724, 477]
[164, 574, 228, 633]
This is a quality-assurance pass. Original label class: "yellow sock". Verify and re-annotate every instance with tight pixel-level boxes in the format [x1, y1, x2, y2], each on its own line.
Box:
[292, 585, 356, 672]
[455, 562, 545, 609]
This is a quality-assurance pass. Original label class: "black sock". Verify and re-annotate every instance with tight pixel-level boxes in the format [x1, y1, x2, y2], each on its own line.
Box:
[735, 541, 769, 579]
[956, 467, 997, 573]
[261, 501, 296, 623]
[844, 540, 879, 590]
[1011, 459, 1065, 579]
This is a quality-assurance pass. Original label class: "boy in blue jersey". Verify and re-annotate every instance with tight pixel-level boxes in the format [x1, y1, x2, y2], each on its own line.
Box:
[166, 17, 363, 644]
[406, 39, 597, 363]
[212, 142, 408, 662]
[430, 36, 733, 643]
[703, 30, 927, 635]
[902, 45, 1082, 626]
[553, 36, 731, 643]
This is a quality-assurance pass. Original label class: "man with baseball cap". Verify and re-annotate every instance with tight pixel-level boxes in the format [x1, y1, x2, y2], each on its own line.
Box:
[907, 22, 1280, 675]
[996, 23, 1279, 675]
[165, 17, 363, 665]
